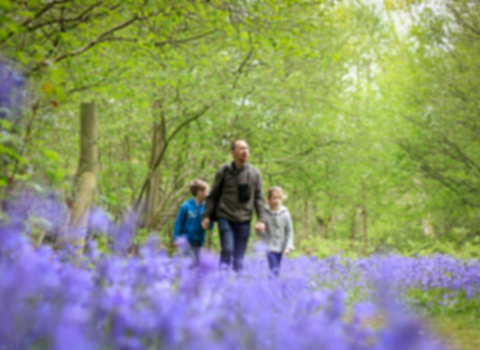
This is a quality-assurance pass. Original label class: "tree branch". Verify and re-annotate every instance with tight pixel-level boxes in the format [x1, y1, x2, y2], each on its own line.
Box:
[53, 15, 140, 62]
[0, 0, 75, 45]
[154, 29, 218, 47]
[448, 4, 480, 38]
[270, 140, 342, 163]
[441, 136, 480, 176]
[96, 36, 139, 44]
[399, 140, 480, 207]
[166, 105, 210, 145]
[31, 11, 160, 71]
[26, 0, 107, 33]
[66, 77, 114, 94]
[232, 46, 254, 89]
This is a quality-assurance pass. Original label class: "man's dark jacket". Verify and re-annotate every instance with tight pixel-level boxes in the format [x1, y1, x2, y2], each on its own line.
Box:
[202, 162, 266, 223]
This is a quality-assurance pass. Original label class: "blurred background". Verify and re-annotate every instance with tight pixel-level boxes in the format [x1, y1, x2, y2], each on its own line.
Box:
[1, 0, 479, 259]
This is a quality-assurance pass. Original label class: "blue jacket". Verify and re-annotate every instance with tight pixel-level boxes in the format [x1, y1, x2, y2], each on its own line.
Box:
[173, 198, 213, 246]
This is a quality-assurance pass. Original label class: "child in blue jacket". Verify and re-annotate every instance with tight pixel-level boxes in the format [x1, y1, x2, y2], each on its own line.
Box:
[173, 179, 212, 265]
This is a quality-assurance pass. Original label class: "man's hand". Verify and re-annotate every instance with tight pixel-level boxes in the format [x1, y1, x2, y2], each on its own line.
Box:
[284, 249, 291, 255]
[202, 218, 210, 230]
[254, 221, 265, 233]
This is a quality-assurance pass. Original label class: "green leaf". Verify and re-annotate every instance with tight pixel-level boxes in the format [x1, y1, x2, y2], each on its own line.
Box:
[0, 119, 12, 131]
[43, 149, 60, 161]
[0, 0, 12, 11]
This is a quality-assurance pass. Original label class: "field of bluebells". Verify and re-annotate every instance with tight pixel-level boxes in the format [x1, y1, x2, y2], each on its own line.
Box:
[2, 41, 480, 350]
[2, 200, 480, 350]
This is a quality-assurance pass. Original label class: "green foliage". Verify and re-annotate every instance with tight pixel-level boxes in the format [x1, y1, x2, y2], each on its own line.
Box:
[0, 124, 24, 188]
[407, 288, 480, 318]
[293, 235, 480, 261]
[2, 0, 480, 255]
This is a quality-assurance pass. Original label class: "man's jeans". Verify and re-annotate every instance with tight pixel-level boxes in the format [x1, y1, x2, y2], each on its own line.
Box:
[217, 218, 251, 271]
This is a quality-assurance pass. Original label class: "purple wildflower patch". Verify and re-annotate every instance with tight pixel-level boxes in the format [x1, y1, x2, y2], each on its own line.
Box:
[0, 227, 473, 349]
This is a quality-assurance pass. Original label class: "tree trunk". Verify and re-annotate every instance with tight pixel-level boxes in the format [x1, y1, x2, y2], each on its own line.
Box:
[303, 199, 309, 237]
[329, 207, 337, 239]
[138, 83, 168, 230]
[316, 215, 328, 239]
[142, 120, 165, 229]
[67, 102, 98, 255]
[414, 177, 435, 239]
[350, 208, 358, 240]
[122, 115, 136, 203]
[361, 203, 368, 249]
[422, 213, 436, 238]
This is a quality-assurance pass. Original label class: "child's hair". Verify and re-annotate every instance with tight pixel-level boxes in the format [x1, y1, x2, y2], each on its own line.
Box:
[189, 179, 209, 196]
[267, 186, 286, 199]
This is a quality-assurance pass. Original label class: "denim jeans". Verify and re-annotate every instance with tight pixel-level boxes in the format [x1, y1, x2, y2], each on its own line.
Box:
[217, 218, 251, 271]
[180, 243, 201, 268]
[187, 245, 201, 267]
[266, 251, 283, 277]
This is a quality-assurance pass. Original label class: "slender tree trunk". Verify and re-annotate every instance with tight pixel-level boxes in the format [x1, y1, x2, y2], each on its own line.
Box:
[361, 203, 368, 249]
[313, 202, 327, 238]
[303, 199, 309, 237]
[139, 84, 167, 230]
[422, 213, 436, 238]
[123, 133, 136, 203]
[329, 207, 337, 239]
[316, 215, 328, 239]
[350, 208, 358, 240]
[67, 102, 98, 255]
[414, 177, 435, 238]
[142, 120, 165, 228]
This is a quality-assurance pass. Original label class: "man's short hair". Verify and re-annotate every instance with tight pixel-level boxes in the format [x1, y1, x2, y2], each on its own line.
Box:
[189, 179, 209, 196]
[231, 139, 248, 151]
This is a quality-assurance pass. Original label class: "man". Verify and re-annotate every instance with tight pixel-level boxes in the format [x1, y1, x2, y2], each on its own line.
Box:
[201, 140, 265, 271]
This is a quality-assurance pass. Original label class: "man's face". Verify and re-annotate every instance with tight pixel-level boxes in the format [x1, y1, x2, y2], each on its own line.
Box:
[232, 141, 249, 163]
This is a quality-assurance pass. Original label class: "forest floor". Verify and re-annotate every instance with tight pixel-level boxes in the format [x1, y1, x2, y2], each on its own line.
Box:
[429, 314, 480, 350]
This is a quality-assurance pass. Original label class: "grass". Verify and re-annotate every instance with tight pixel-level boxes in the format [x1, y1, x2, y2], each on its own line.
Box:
[405, 288, 480, 349]
[428, 314, 480, 350]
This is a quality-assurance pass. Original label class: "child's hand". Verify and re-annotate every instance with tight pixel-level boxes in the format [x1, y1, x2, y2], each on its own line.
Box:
[201, 218, 210, 230]
[284, 249, 291, 255]
[254, 222, 265, 233]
